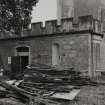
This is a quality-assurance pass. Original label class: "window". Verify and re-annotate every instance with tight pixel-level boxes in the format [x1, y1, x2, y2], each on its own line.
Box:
[52, 43, 60, 66]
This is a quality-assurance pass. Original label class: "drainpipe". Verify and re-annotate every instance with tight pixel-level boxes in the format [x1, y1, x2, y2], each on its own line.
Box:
[57, 0, 62, 25]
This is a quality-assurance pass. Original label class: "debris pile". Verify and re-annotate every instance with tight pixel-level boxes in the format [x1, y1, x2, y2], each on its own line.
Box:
[0, 64, 104, 105]
[23, 64, 96, 86]
[0, 98, 25, 105]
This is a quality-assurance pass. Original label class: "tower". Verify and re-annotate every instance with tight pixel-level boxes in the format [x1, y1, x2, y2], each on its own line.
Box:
[57, 0, 105, 23]
[57, 0, 74, 24]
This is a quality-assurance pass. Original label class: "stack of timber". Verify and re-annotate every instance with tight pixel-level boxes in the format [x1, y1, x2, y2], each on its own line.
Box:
[23, 65, 96, 86]
[0, 79, 105, 105]
[0, 64, 100, 105]
[0, 79, 80, 105]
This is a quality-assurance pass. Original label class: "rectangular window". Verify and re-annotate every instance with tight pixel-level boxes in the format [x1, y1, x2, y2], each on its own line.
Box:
[8, 57, 11, 64]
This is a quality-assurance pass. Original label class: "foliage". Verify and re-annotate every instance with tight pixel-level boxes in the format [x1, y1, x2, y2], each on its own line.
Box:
[0, 0, 38, 35]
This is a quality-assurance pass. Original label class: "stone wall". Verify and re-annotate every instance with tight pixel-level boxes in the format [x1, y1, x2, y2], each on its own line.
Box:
[58, 0, 105, 22]
[0, 15, 102, 39]
[60, 0, 74, 18]
[0, 32, 90, 75]
[74, 0, 102, 21]
[30, 15, 102, 36]
[0, 15, 103, 77]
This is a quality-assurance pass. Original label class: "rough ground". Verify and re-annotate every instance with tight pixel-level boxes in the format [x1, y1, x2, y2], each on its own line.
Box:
[0, 98, 25, 105]
[0, 85, 105, 105]
[72, 85, 105, 105]
[51, 85, 105, 105]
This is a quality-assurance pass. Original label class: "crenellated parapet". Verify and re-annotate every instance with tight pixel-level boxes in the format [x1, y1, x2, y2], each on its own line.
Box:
[30, 15, 103, 36]
[0, 15, 103, 38]
[31, 17, 75, 35]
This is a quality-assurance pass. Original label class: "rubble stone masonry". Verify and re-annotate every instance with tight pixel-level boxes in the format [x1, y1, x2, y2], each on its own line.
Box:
[0, 15, 103, 77]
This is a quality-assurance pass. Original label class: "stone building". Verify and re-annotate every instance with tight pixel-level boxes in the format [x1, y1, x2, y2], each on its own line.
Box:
[0, 0, 105, 78]
[0, 15, 104, 77]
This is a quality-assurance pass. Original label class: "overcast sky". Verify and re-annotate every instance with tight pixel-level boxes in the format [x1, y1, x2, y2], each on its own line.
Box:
[31, 0, 57, 23]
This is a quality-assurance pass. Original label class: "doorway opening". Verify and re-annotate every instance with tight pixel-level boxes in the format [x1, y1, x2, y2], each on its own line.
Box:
[11, 46, 30, 79]
[16, 46, 29, 70]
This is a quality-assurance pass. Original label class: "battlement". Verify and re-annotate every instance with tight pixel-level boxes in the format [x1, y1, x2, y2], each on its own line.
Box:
[0, 15, 102, 39]
[26, 15, 103, 36]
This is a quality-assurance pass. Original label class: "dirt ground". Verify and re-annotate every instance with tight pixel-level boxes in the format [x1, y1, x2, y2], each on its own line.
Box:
[52, 84, 105, 105]
[73, 85, 105, 105]
[0, 85, 105, 105]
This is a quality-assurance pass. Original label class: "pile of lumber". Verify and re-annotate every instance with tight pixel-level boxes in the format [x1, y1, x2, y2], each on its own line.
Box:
[0, 79, 80, 105]
[24, 66, 80, 83]
[0, 98, 25, 105]
[0, 79, 104, 105]
[23, 65, 96, 86]
[0, 64, 99, 105]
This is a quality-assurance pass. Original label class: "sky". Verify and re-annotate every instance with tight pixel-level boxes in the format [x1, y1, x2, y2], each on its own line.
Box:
[31, 0, 57, 23]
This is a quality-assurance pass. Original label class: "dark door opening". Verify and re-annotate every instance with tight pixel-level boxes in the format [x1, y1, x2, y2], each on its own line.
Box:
[21, 56, 28, 70]
[11, 56, 29, 79]
[11, 46, 29, 79]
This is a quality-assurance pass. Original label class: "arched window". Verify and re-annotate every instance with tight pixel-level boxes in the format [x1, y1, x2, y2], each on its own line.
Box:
[52, 43, 60, 66]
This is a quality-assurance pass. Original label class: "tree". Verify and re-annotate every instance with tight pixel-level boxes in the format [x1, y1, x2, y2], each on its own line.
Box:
[0, 0, 38, 35]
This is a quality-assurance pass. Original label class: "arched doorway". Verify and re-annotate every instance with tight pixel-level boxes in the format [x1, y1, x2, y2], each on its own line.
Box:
[16, 46, 29, 70]
[11, 46, 30, 79]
